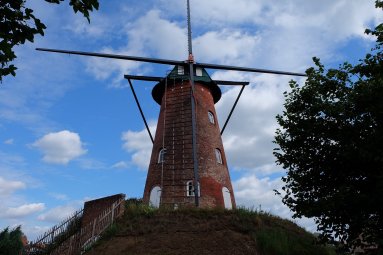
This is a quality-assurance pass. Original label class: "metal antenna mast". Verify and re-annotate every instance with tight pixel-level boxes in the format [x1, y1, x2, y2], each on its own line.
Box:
[187, 0, 200, 207]
[187, 0, 193, 55]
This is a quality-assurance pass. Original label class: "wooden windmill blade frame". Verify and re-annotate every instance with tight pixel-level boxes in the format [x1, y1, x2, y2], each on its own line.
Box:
[36, 47, 306, 77]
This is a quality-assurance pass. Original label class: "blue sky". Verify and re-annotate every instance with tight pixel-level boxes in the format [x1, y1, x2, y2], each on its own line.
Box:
[0, 0, 381, 240]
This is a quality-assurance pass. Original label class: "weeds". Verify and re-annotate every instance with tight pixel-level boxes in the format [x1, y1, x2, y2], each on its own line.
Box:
[85, 199, 336, 255]
[101, 223, 119, 240]
[125, 199, 156, 219]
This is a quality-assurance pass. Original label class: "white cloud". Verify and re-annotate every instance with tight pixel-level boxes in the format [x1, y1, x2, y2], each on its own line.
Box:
[215, 74, 295, 174]
[111, 161, 129, 169]
[85, 47, 142, 85]
[126, 10, 187, 60]
[64, 12, 111, 38]
[121, 123, 156, 170]
[49, 193, 69, 201]
[233, 174, 316, 232]
[83, 1, 381, 88]
[159, 0, 263, 25]
[84, 10, 187, 87]
[1, 203, 45, 218]
[33, 130, 87, 165]
[0, 177, 26, 196]
[38, 204, 79, 223]
[4, 139, 14, 145]
[77, 158, 106, 170]
[162, 0, 381, 40]
[194, 30, 261, 65]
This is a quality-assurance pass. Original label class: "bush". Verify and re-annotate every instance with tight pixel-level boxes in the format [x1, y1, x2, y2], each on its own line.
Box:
[0, 226, 24, 255]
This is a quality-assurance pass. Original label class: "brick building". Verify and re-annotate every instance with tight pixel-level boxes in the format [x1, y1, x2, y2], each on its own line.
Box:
[143, 66, 236, 209]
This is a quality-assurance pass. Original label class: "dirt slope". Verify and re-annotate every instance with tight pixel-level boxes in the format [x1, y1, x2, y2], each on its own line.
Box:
[85, 205, 335, 255]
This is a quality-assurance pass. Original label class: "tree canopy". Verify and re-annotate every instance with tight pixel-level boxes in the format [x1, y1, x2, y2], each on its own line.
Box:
[274, 1, 383, 252]
[0, 0, 99, 81]
[0, 226, 24, 255]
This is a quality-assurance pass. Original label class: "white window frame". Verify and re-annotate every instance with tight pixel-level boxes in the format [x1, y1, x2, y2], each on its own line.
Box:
[158, 148, 166, 163]
[208, 111, 215, 124]
[215, 148, 223, 164]
[186, 180, 200, 197]
[196, 67, 203, 76]
[177, 65, 184, 75]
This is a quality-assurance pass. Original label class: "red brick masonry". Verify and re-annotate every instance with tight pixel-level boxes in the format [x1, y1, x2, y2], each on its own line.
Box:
[143, 80, 236, 208]
[82, 194, 126, 226]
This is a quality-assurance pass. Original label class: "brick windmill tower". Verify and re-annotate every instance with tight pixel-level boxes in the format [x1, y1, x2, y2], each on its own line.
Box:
[143, 65, 236, 209]
[37, 0, 305, 209]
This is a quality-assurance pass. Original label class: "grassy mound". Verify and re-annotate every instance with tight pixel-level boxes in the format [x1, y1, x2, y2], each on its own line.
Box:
[85, 200, 335, 255]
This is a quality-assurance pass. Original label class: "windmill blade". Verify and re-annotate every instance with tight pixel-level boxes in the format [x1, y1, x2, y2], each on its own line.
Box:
[36, 48, 306, 77]
[36, 48, 184, 66]
[195, 62, 306, 77]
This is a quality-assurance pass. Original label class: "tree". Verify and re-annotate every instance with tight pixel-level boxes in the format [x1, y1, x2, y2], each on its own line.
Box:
[0, 226, 24, 255]
[274, 1, 383, 252]
[0, 0, 99, 81]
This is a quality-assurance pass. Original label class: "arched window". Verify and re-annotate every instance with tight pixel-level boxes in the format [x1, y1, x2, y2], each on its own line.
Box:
[149, 186, 161, 208]
[186, 180, 200, 197]
[222, 187, 232, 209]
[215, 148, 223, 164]
[208, 111, 215, 124]
[158, 148, 166, 163]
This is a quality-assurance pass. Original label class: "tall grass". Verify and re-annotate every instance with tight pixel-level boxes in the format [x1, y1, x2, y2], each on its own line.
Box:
[90, 199, 336, 255]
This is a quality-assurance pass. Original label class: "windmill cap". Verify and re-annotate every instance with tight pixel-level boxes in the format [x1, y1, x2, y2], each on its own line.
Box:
[152, 65, 222, 105]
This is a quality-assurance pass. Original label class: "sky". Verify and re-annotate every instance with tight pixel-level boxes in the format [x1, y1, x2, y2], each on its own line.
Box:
[0, 0, 382, 240]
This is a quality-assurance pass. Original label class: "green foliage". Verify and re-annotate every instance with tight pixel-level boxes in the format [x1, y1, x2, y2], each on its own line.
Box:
[0, 0, 99, 81]
[274, 1, 383, 252]
[90, 202, 335, 255]
[0, 226, 24, 255]
[125, 198, 156, 218]
[256, 228, 336, 255]
[100, 223, 119, 240]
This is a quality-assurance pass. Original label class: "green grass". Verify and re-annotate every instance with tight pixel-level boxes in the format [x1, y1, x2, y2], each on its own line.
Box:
[87, 199, 336, 255]
[255, 227, 336, 255]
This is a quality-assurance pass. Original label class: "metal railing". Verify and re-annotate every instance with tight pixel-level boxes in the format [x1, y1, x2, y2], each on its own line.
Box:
[26, 198, 125, 255]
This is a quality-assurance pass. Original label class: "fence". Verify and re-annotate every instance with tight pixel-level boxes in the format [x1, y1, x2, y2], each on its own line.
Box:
[26, 209, 83, 254]
[26, 197, 125, 255]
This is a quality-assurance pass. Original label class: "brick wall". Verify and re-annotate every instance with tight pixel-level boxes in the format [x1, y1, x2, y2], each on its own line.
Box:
[81, 194, 125, 226]
[143, 80, 235, 208]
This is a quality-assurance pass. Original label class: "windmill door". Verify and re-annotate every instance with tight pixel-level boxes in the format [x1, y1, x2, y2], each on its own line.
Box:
[149, 186, 161, 208]
[222, 187, 232, 209]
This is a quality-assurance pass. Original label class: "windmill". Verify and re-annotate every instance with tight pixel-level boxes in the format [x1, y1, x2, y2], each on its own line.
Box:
[36, 0, 305, 208]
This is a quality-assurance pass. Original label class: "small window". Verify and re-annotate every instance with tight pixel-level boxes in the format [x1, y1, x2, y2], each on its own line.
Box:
[158, 148, 166, 163]
[196, 67, 203, 76]
[177, 65, 184, 75]
[186, 180, 200, 197]
[215, 148, 223, 164]
[208, 111, 215, 124]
